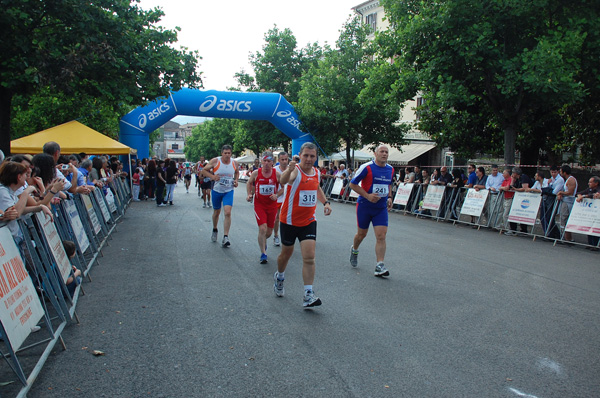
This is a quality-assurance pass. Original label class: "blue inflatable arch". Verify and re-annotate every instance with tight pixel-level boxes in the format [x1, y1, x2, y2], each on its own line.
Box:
[119, 88, 314, 160]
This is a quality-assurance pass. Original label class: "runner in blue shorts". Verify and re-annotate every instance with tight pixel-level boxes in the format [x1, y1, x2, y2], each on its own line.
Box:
[348, 145, 395, 277]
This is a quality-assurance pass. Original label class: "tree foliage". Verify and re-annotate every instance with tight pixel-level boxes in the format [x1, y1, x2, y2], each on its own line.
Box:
[378, 0, 597, 164]
[298, 17, 408, 162]
[1, 0, 202, 154]
[184, 119, 241, 161]
[234, 26, 325, 154]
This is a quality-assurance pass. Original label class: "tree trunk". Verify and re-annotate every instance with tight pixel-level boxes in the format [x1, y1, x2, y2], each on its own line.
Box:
[503, 125, 517, 166]
[345, 139, 352, 167]
[0, 87, 13, 157]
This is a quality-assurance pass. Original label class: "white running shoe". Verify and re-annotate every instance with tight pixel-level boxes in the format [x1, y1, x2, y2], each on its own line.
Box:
[273, 236, 280, 247]
[222, 236, 231, 247]
[350, 246, 359, 267]
[303, 290, 322, 307]
[374, 262, 390, 277]
[211, 230, 218, 242]
[273, 272, 285, 297]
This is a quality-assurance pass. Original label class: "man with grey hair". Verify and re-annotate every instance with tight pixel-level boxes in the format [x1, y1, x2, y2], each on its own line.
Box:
[43, 141, 78, 194]
[349, 145, 395, 277]
[77, 159, 97, 190]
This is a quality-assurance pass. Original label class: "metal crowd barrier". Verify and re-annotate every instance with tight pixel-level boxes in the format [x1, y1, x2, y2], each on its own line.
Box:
[0, 180, 130, 397]
[325, 181, 599, 250]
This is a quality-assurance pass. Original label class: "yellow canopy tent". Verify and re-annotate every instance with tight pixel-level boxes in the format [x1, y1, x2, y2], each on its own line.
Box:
[10, 121, 136, 155]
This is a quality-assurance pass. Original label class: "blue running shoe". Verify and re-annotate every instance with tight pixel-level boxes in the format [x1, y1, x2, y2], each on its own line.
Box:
[260, 253, 268, 264]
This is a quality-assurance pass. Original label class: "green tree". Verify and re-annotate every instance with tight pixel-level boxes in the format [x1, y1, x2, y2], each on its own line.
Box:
[184, 119, 240, 161]
[10, 88, 127, 140]
[1, 0, 201, 154]
[298, 17, 408, 162]
[234, 26, 325, 153]
[378, 0, 592, 165]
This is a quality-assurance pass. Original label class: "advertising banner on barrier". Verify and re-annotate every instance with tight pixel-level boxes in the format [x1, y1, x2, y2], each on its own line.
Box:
[64, 200, 90, 253]
[461, 189, 489, 217]
[349, 189, 359, 199]
[0, 227, 45, 351]
[331, 179, 343, 196]
[106, 190, 117, 213]
[423, 185, 445, 210]
[36, 212, 71, 283]
[393, 183, 414, 205]
[94, 189, 111, 223]
[565, 198, 600, 237]
[508, 192, 542, 225]
[82, 195, 102, 235]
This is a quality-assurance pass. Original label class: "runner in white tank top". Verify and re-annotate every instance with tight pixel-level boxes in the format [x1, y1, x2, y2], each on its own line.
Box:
[202, 145, 239, 247]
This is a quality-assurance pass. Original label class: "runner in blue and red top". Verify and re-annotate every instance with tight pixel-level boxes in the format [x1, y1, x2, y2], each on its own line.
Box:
[348, 145, 395, 277]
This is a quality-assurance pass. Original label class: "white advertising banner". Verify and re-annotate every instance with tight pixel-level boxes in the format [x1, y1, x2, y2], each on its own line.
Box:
[0, 227, 45, 351]
[393, 183, 414, 206]
[82, 195, 102, 235]
[565, 198, 600, 237]
[349, 189, 359, 198]
[36, 212, 71, 283]
[508, 192, 542, 226]
[64, 199, 90, 253]
[331, 179, 343, 196]
[422, 185, 445, 211]
[460, 189, 489, 217]
[94, 189, 111, 223]
[106, 190, 117, 213]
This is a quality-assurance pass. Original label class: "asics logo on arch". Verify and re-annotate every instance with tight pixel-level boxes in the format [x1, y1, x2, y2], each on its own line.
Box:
[277, 110, 302, 130]
[199, 95, 252, 113]
[138, 114, 147, 129]
[276, 110, 292, 118]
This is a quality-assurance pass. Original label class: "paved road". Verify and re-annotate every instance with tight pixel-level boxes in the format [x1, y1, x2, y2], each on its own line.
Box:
[9, 182, 599, 397]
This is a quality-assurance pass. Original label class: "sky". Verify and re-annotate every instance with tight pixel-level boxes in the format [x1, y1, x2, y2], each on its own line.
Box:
[138, 0, 361, 91]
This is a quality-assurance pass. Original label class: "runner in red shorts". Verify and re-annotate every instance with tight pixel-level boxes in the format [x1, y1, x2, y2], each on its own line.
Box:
[246, 151, 280, 264]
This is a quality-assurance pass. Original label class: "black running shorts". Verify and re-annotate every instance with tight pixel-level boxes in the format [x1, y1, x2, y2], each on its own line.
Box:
[279, 221, 317, 246]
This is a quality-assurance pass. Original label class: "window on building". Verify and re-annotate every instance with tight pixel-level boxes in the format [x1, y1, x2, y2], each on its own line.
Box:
[365, 12, 377, 32]
[415, 97, 426, 121]
[172, 143, 179, 150]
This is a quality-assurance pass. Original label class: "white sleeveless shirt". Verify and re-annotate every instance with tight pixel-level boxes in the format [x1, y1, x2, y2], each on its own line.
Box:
[212, 157, 237, 193]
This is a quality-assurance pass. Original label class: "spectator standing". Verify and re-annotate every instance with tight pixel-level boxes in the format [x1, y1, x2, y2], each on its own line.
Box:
[485, 165, 504, 192]
[146, 160, 157, 200]
[165, 160, 178, 205]
[576, 176, 600, 249]
[556, 165, 578, 243]
[132, 168, 141, 201]
[465, 164, 477, 188]
[155, 160, 167, 207]
[507, 167, 532, 234]
[498, 168, 516, 235]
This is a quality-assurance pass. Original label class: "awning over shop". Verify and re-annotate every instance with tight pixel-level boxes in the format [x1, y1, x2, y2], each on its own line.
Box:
[11, 121, 136, 155]
[362, 142, 436, 165]
[328, 149, 373, 162]
[234, 154, 256, 164]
